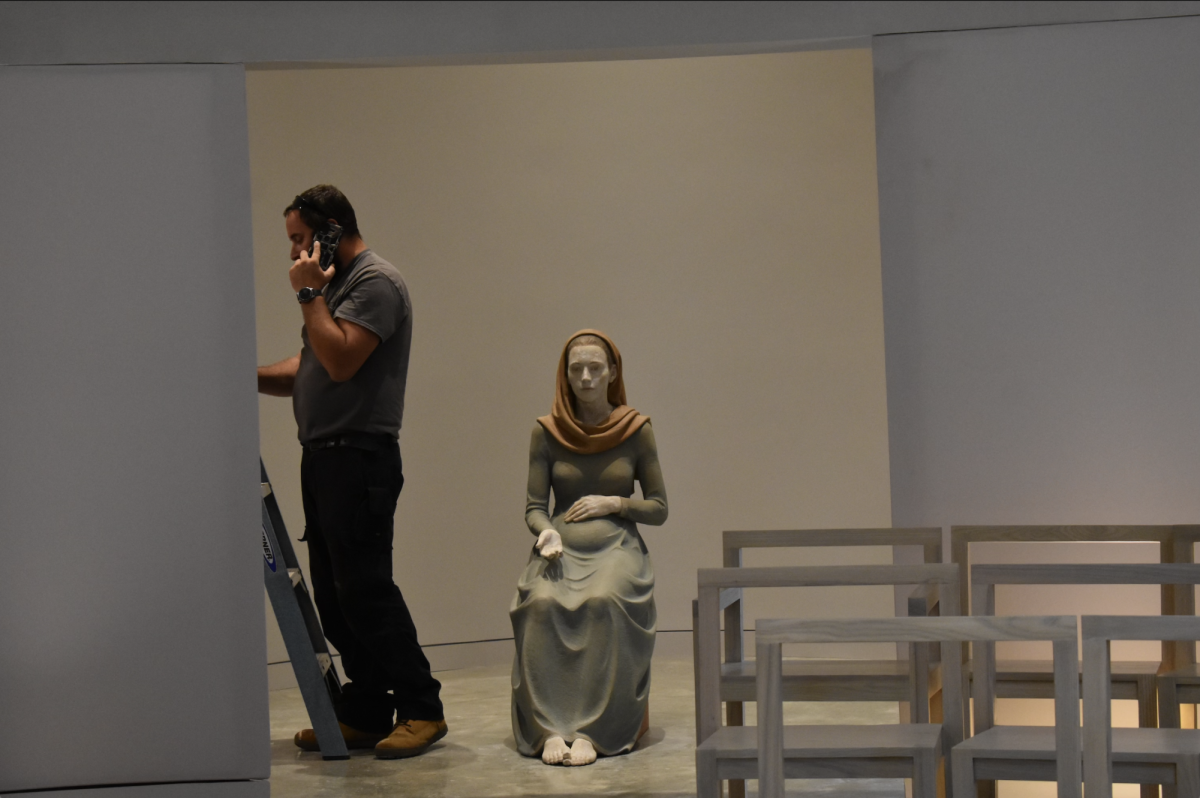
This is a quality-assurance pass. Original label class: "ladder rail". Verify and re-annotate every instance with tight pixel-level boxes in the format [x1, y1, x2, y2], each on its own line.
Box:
[261, 458, 349, 760]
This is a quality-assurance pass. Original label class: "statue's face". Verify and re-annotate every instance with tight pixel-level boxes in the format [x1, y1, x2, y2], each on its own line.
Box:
[566, 345, 615, 406]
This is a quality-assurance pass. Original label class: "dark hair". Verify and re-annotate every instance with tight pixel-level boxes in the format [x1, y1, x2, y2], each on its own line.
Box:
[284, 184, 360, 237]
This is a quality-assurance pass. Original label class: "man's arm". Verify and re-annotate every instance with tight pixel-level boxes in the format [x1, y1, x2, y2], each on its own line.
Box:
[289, 241, 381, 383]
[301, 302, 380, 382]
[258, 353, 301, 397]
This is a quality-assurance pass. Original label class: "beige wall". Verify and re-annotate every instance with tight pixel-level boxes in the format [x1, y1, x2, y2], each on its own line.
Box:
[247, 49, 892, 666]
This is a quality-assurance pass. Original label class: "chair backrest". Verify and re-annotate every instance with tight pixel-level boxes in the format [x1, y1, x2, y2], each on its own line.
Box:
[720, 528, 945, 657]
[950, 526, 1199, 657]
[695, 563, 962, 742]
[722, 528, 944, 660]
[723, 527, 943, 568]
[754, 615, 1079, 798]
[1081, 615, 1200, 798]
[970, 562, 1200, 732]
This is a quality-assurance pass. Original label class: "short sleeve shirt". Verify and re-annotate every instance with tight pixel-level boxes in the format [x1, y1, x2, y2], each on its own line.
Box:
[292, 249, 412, 444]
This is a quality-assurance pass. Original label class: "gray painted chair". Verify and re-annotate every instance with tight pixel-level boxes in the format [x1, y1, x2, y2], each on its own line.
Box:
[1083, 615, 1200, 798]
[694, 529, 944, 721]
[691, 528, 945, 798]
[751, 615, 1080, 798]
[948, 615, 1081, 798]
[953, 526, 1200, 727]
[970, 563, 1200, 798]
[1155, 530, 1200, 732]
[694, 562, 961, 798]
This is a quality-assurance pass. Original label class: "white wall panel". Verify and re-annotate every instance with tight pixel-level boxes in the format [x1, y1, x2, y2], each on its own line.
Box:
[875, 17, 1200, 646]
[0, 65, 268, 792]
[876, 15, 1200, 528]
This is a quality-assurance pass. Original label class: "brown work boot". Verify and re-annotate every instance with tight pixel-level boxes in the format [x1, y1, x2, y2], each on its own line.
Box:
[294, 721, 390, 752]
[374, 718, 448, 759]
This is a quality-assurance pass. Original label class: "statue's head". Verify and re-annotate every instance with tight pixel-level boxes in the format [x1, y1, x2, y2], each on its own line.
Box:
[565, 334, 618, 409]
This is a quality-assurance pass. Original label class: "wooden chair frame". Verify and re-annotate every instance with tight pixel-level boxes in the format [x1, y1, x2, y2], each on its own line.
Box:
[952, 526, 1200, 669]
[753, 616, 1079, 798]
[694, 563, 961, 798]
[692, 528, 945, 798]
[706, 530, 943, 702]
[971, 564, 1200, 733]
[946, 615, 1082, 798]
[1154, 529, 1200, 730]
[971, 564, 1200, 798]
[753, 616, 961, 798]
[1083, 615, 1200, 798]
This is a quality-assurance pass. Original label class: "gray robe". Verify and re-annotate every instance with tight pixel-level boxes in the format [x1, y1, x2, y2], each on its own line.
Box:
[510, 422, 667, 756]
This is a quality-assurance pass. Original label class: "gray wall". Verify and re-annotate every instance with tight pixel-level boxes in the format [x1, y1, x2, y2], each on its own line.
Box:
[3, 1, 1200, 66]
[0, 65, 268, 792]
[875, 15, 1200, 529]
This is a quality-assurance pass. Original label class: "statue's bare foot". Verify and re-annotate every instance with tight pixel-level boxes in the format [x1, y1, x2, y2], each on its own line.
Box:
[566, 738, 596, 766]
[542, 736, 570, 765]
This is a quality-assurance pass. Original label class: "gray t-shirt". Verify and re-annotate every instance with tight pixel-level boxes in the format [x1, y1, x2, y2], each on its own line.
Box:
[293, 249, 412, 444]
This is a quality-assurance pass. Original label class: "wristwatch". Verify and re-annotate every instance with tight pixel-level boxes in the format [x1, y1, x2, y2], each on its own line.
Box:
[296, 286, 323, 304]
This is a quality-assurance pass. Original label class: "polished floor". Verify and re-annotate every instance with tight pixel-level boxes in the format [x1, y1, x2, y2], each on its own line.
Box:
[268, 657, 905, 798]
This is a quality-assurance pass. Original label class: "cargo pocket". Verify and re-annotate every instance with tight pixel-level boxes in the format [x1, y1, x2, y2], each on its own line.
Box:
[349, 486, 397, 549]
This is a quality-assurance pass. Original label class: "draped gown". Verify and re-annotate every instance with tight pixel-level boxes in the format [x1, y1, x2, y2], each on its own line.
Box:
[510, 421, 667, 756]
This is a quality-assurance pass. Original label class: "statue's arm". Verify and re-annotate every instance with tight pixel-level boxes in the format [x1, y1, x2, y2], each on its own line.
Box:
[525, 425, 563, 559]
[622, 422, 668, 526]
[525, 424, 554, 535]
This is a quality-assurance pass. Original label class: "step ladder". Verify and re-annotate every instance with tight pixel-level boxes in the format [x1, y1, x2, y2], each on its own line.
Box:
[260, 458, 349, 760]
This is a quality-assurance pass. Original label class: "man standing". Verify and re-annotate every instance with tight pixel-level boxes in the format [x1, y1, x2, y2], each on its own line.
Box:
[258, 185, 446, 758]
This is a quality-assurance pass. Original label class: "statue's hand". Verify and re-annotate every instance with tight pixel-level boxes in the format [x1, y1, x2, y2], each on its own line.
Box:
[563, 495, 622, 523]
[536, 528, 563, 560]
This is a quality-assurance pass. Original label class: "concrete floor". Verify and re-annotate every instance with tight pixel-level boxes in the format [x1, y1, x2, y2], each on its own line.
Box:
[267, 657, 906, 798]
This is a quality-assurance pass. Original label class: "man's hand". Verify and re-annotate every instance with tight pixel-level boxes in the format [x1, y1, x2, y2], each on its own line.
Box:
[563, 495, 622, 523]
[289, 241, 336, 292]
[536, 528, 563, 560]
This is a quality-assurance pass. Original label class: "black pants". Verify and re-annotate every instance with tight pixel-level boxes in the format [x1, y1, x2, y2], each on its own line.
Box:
[300, 440, 443, 732]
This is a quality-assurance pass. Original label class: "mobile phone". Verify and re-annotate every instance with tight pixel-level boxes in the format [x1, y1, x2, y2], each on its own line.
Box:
[310, 221, 343, 271]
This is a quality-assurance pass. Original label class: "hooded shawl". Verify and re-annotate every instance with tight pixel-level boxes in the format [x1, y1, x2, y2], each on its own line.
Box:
[537, 329, 650, 455]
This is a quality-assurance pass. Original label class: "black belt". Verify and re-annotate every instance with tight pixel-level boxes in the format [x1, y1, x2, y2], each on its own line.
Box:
[303, 432, 394, 452]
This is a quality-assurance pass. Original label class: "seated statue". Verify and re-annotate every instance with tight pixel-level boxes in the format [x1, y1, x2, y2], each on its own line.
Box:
[510, 329, 668, 766]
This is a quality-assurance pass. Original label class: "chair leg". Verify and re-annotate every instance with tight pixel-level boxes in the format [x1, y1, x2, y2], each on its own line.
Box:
[695, 748, 721, 798]
[914, 750, 937, 798]
[1160, 678, 1182, 729]
[1175, 756, 1199, 798]
[725, 702, 744, 798]
[951, 748, 977, 798]
[1135, 675, 1163, 798]
[1139, 674, 1159, 728]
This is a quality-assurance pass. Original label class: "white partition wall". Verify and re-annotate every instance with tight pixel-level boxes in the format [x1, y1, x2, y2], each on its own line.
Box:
[874, 17, 1200, 638]
[0, 66, 268, 794]
[875, 16, 1200, 529]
